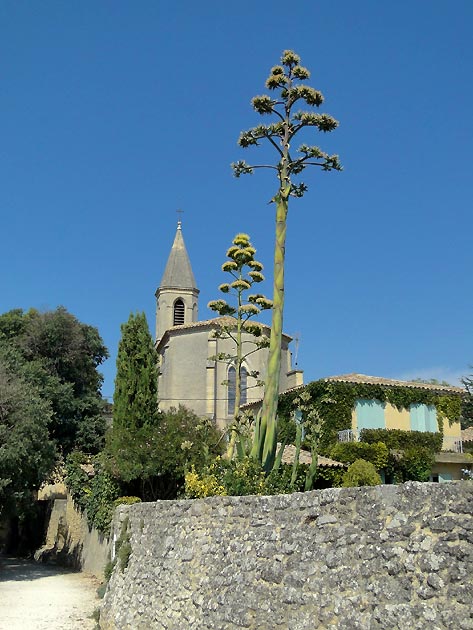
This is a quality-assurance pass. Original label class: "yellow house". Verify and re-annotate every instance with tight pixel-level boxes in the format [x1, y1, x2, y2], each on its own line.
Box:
[327, 373, 470, 481]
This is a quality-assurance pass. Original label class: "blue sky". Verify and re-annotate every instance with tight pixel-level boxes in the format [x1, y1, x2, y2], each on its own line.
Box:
[1, 1, 472, 399]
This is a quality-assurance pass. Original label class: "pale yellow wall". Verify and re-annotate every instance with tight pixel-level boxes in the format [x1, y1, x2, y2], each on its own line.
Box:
[158, 325, 298, 430]
[443, 419, 462, 438]
[385, 403, 411, 431]
[430, 462, 464, 481]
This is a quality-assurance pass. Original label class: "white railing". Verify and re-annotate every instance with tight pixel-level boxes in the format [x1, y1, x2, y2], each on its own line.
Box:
[338, 429, 358, 443]
[441, 436, 463, 453]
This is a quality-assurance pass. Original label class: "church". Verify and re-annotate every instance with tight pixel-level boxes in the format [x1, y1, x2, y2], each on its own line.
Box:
[155, 221, 303, 429]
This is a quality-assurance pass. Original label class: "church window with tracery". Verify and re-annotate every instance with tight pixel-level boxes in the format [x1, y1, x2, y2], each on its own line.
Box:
[173, 299, 185, 325]
[228, 366, 248, 415]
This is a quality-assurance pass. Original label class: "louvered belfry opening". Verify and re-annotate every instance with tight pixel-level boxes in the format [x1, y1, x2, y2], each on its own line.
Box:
[173, 299, 185, 325]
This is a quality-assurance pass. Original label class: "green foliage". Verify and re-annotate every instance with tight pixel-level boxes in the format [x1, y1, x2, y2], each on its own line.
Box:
[104, 407, 223, 501]
[394, 447, 435, 483]
[0, 307, 108, 455]
[232, 50, 341, 473]
[360, 428, 443, 453]
[113, 496, 141, 508]
[185, 457, 302, 498]
[330, 441, 388, 470]
[65, 451, 121, 534]
[277, 379, 459, 454]
[461, 371, 473, 429]
[342, 459, 382, 487]
[0, 357, 56, 518]
[113, 312, 158, 430]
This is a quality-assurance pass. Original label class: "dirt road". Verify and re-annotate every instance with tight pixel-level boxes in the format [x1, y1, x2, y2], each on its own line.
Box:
[0, 556, 100, 630]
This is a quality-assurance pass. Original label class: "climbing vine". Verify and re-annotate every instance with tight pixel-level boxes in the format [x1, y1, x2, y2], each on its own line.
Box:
[277, 379, 462, 454]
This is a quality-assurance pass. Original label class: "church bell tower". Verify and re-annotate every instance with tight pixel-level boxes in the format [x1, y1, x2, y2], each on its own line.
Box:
[155, 220, 199, 343]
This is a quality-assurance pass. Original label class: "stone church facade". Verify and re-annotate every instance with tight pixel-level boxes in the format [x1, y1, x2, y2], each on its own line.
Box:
[155, 222, 303, 429]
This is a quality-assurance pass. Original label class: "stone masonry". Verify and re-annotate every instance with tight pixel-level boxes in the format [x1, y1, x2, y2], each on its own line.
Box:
[100, 482, 473, 629]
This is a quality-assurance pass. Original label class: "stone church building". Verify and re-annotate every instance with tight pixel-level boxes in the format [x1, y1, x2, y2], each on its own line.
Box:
[155, 222, 303, 429]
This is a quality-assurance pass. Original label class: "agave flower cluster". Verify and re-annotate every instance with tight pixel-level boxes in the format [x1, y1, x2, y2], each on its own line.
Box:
[231, 49, 342, 197]
[208, 233, 272, 325]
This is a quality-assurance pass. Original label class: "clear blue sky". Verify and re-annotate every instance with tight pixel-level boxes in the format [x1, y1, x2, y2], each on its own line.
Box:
[1, 1, 472, 399]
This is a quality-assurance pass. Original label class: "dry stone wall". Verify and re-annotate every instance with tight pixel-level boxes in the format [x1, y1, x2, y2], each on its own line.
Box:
[100, 482, 473, 629]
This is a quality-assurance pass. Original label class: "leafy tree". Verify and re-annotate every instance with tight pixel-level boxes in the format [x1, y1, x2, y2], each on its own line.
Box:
[208, 233, 272, 458]
[0, 356, 56, 519]
[113, 312, 159, 429]
[232, 50, 341, 471]
[104, 407, 223, 500]
[0, 307, 108, 454]
[461, 372, 473, 429]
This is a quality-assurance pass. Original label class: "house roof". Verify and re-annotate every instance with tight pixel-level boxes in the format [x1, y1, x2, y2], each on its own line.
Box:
[462, 427, 473, 443]
[279, 444, 345, 468]
[323, 373, 464, 395]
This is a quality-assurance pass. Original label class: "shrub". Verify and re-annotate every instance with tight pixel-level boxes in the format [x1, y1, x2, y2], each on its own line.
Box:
[330, 441, 388, 470]
[342, 459, 382, 487]
[360, 428, 442, 453]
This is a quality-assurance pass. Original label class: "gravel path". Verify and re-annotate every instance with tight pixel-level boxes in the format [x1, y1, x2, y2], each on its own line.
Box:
[0, 556, 101, 630]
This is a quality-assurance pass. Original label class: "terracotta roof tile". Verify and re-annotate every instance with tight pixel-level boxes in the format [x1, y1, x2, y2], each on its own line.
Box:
[324, 373, 464, 394]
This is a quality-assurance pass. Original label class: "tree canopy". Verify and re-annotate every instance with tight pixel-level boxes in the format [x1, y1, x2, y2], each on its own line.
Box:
[0, 307, 108, 455]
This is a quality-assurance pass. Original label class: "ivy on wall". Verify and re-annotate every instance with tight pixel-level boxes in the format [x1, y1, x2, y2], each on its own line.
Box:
[277, 380, 462, 454]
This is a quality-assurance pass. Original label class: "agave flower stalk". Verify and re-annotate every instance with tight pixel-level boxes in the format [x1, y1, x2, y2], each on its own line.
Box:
[208, 234, 272, 459]
[232, 50, 341, 472]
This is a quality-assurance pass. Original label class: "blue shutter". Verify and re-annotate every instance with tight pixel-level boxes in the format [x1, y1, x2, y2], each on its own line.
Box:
[228, 367, 236, 415]
[356, 399, 386, 431]
[425, 405, 438, 432]
[410, 404, 437, 432]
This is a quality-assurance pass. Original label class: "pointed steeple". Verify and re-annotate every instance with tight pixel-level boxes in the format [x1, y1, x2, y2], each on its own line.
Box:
[155, 221, 199, 343]
[159, 220, 197, 290]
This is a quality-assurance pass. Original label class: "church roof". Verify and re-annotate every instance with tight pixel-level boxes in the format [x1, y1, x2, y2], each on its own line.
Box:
[159, 221, 197, 291]
[158, 316, 293, 341]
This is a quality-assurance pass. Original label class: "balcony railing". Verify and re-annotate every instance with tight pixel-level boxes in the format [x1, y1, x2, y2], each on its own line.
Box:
[338, 429, 358, 443]
[441, 436, 463, 453]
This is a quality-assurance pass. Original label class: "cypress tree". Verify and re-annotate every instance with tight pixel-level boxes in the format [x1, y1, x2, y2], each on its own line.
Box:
[113, 312, 158, 429]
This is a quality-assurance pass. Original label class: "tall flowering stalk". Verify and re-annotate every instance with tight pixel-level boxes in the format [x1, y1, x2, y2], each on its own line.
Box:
[232, 50, 341, 471]
[208, 233, 272, 459]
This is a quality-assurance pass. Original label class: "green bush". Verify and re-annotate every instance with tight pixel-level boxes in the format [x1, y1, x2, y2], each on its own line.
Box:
[360, 428, 442, 453]
[342, 459, 382, 487]
[330, 441, 388, 470]
[65, 451, 121, 534]
[113, 496, 141, 508]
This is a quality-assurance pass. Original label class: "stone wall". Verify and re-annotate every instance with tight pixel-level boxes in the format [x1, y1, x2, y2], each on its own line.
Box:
[100, 482, 473, 629]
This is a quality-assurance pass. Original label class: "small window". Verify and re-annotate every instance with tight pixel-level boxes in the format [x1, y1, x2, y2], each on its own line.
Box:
[173, 299, 185, 325]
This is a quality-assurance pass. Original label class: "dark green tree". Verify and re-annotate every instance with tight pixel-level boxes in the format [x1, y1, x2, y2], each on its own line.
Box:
[112, 312, 159, 429]
[232, 50, 341, 471]
[461, 372, 473, 429]
[0, 356, 56, 519]
[0, 307, 108, 454]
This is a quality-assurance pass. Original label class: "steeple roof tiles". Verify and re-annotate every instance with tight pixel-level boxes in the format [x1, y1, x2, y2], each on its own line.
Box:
[159, 222, 197, 291]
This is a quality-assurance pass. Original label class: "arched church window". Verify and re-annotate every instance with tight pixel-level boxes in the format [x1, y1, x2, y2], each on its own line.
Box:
[228, 366, 247, 415]
[173, 299, 185, 325]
